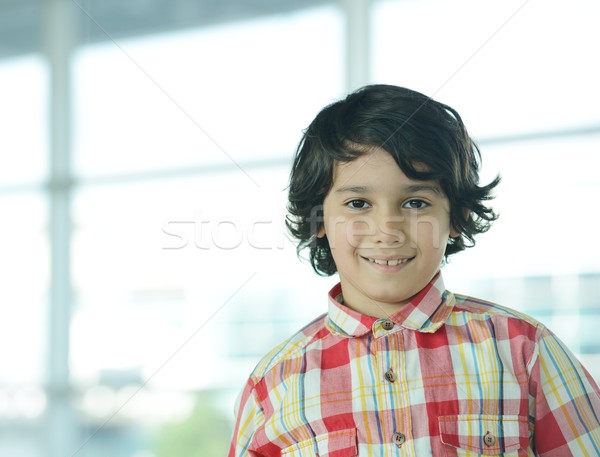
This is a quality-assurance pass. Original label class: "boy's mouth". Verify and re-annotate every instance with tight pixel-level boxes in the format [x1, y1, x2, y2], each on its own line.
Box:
[362, 256, 414, 266]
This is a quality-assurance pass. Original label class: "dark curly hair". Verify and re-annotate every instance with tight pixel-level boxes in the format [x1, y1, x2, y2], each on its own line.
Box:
[286, 84, 500, 276]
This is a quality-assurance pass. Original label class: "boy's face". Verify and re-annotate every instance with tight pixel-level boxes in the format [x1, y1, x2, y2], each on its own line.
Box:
[318, 148, 458, 317]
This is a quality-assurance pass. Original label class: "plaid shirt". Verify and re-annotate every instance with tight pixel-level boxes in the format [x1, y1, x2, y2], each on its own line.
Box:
[228, 273, 600, 456]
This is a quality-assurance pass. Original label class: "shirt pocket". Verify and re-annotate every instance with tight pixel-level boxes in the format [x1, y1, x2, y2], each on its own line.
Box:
[438, 414, 529, 456]
[281, 428, 358, 457]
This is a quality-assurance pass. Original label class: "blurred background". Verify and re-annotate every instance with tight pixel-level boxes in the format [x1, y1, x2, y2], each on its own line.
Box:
[1, 0, 599, 455]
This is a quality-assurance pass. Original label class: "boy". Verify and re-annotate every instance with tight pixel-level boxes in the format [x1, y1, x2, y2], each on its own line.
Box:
[228, 85, 600, 456]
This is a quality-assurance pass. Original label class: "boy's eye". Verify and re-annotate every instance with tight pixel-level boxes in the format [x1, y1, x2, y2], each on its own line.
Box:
[403, 199, 428, 210]
[347, 199, 371, 209]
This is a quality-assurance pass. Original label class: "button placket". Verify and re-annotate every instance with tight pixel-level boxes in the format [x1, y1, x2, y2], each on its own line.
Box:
[373, 325, 411, 452]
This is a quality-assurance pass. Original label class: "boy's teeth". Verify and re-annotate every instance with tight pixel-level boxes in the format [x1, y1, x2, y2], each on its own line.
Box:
[370, 258, 408, 265]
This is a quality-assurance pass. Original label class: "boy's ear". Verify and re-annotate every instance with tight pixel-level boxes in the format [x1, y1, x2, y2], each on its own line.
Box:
[316, 225, 326, 238]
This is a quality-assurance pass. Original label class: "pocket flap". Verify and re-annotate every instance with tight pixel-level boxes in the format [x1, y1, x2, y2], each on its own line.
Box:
[439, 414, 528, 455]
[281, 428, 357, 457]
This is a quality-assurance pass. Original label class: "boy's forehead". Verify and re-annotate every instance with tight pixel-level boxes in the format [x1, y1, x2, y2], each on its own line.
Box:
[331, 150, 436, 188]
[329, 149, 446, 197]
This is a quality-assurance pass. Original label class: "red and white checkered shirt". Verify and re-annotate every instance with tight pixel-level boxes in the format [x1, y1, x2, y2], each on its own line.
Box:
[228, 273, 600, 456]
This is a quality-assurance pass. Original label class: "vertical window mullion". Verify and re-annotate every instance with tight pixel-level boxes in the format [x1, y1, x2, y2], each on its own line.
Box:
[44, 0, 79, 455]
[340, 0, 371, 91]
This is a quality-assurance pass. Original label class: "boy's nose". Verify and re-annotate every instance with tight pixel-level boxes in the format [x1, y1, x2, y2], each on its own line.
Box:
[373, 213, 406, 245]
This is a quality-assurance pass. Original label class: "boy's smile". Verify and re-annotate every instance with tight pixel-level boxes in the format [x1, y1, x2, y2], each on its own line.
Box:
[318, 147, 458, 318]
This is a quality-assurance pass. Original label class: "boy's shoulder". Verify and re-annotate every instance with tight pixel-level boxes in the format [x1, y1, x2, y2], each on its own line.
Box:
[451, 292, 544, 330]
[249, 313, 330, 381]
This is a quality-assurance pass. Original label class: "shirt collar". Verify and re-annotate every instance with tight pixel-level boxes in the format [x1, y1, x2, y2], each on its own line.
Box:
[325, 272, 455, 338]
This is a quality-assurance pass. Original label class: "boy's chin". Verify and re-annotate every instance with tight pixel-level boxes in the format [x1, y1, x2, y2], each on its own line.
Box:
[356, 288, 417, 309]
[368, 280, 421, 300]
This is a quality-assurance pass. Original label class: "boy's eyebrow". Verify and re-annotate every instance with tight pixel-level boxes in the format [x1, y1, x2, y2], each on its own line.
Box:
[334, 184, 442, 195]
[404, 184, 443, 195]
[334, 185, 371, 194]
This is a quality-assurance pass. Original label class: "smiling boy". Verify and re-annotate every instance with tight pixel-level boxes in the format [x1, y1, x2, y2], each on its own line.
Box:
[228, 85, 600, 456]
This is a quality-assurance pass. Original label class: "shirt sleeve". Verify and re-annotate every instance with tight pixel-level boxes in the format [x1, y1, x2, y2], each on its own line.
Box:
[529, 325, 600, 455]
[228, 377, 265, 457]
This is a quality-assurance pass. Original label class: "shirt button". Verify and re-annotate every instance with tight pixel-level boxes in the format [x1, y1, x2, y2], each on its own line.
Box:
[483, 432, 496, 446]
[382, 319, 394, 330]
[393, 432, 405, 446]
[384, 370, 396, 382]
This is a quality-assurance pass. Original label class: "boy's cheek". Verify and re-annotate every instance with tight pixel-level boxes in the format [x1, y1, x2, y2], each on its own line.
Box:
[328, 217, 378, 249]
[409, 216, 450, 250]
[346, 218, 375, 247]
